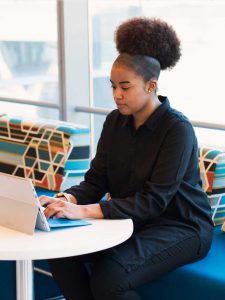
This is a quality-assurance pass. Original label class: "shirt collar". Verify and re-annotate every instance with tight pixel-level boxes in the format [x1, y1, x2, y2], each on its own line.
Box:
[121, 96, 170, 131]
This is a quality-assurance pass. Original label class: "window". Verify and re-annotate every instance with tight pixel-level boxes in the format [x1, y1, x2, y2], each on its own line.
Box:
[0, 0, 59, 119]
[141, 0, 225, 124]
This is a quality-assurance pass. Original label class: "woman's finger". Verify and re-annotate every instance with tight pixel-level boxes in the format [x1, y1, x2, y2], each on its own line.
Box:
[44, 201, 64, 218]
[53, 211, 64, 219]
[39, 195, 56, 206]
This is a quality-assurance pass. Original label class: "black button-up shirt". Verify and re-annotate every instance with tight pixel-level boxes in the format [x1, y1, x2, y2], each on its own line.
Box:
[66, 96, 213, 242]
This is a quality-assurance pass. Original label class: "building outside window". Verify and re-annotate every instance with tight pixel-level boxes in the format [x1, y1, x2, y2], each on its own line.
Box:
[0, 0, 59, 119]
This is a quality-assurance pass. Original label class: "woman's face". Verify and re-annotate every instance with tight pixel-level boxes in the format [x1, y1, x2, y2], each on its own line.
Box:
[110, 65, 151, 116]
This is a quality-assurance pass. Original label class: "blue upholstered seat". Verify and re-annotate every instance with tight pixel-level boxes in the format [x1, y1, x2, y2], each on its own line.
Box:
[137, 226, 225, 300]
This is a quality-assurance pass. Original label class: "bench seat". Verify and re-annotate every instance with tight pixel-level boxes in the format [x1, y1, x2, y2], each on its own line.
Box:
[137, 226, 225, 300]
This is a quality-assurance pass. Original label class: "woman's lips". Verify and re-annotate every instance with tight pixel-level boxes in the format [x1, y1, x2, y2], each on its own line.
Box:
[117, 104, 126, 109]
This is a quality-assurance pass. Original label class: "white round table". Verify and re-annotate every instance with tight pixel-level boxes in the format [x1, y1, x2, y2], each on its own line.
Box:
[0, 218, 133, 300]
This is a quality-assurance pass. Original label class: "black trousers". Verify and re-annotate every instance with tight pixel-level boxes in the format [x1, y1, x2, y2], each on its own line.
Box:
[48, 225, 209, 300]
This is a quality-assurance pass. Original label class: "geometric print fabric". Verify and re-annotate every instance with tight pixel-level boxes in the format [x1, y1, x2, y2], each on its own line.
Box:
[0, 116, 90, 191]
[198, 147, 220, 194]
[199, 146, 225, 225]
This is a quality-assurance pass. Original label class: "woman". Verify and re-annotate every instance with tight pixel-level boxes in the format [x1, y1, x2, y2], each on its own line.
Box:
[40, 17, 213, 300]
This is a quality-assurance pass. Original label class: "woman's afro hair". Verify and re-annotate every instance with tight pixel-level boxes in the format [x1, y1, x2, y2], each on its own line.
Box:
[115, 17, 181, 70]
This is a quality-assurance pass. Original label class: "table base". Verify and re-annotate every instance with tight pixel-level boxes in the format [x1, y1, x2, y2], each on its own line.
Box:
[16, 260, 33, 300]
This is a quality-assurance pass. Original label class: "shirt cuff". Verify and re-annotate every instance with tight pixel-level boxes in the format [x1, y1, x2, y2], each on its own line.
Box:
[99, 201, 111, 219]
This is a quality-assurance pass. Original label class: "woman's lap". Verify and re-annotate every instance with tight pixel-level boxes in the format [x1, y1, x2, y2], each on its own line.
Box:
[103, 225, 202, 272]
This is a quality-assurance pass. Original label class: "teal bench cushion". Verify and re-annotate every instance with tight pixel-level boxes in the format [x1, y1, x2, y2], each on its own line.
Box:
[137, 226, 225, 300]
[35, 187, 55, 198]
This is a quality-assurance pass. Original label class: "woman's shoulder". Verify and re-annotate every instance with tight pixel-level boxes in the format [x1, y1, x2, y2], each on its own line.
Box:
[165, 105, 193, 129]
[160, 105, 195, 141]
[158, 96, 192, 129]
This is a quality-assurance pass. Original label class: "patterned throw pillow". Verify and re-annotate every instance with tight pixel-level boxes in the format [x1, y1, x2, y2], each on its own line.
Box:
[199, 147, 225, 225]
[0, 116, 90, 191]
[61, 125, 90, 190]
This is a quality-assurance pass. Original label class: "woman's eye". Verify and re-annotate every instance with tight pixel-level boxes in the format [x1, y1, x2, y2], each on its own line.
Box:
[110, 85, 129, 91]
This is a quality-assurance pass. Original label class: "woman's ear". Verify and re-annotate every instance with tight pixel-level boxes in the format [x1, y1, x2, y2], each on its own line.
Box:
[147, 79, 157, 93]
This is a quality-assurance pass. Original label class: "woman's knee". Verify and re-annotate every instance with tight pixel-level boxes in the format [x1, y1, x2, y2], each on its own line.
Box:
[48, 256, 82, 279]
[90, 258, 128, 299]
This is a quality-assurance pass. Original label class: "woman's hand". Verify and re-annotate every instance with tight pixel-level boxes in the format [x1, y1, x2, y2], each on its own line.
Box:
[43, 200, 85, 220]
[39, 196, 104, 220]
[39, 195, 62, 207]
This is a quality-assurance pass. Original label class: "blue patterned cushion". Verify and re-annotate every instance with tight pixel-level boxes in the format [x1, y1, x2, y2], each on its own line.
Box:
[0, 116, 90, 191]
[199, 147, 225, 225]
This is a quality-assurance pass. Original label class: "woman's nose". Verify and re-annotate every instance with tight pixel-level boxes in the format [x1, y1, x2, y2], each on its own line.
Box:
[113, 88, 123, 100]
